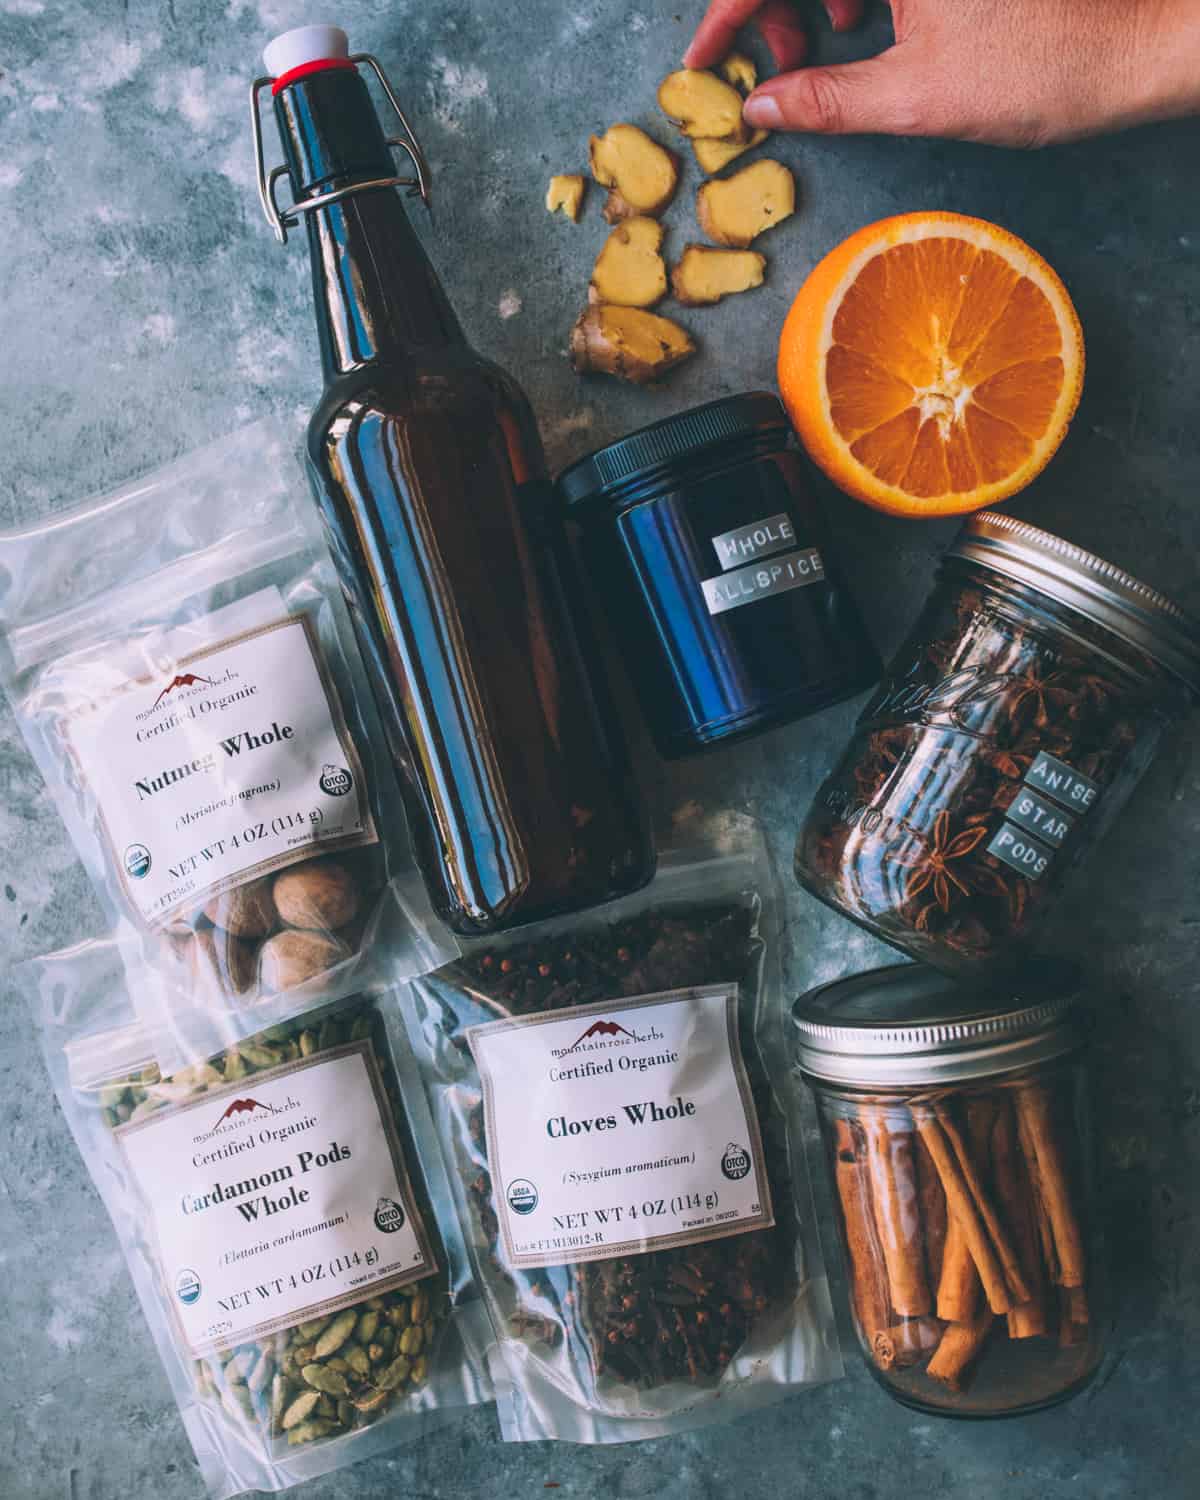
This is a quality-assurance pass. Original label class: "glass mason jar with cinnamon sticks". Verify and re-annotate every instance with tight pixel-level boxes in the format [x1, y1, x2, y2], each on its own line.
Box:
[794, 512, 1199, 974]
[794, 963, 1103, 1416]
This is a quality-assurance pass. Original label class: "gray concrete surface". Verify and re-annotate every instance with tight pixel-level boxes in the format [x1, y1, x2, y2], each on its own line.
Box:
[2, 1, 1198, 1497]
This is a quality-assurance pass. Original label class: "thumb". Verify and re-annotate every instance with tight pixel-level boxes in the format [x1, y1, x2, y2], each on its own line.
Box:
[743, 48, 934, 136]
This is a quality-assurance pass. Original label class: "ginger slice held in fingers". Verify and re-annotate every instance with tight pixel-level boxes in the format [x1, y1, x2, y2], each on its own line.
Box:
[693, 128, 768, 176]
[692, 53, 767, 173]
[589, 124, 680, 223]
[672, 244, 765, 306]
[697, 159, 796, 248]
[658, 67, 749, 141]
[590, 218, 668, 308]
[719, 51, 757, 94]
[570, 304, 696, 384]
[546, 174, 586, 221]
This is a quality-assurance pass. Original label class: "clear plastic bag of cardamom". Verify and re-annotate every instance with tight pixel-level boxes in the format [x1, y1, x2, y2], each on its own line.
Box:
[27, 936, 492, 1498]
[0, 419, 448, 1077]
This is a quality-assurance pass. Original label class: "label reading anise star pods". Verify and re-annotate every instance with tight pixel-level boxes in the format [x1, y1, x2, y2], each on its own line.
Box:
[65, 590, 375, 928]
[118, 1043, 436, 1356]
[467, 985, 774, 1270]
[987, 752, 1102, 880]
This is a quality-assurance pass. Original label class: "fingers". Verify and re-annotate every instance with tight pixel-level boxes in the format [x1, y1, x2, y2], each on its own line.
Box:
[822, 0, 865, 31]
[743, 49, 930, 136]
[683, 0, 771, 69]
[754, 0, 808, 72]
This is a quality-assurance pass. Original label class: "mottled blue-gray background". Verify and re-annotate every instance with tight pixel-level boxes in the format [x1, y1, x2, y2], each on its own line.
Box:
[1, 1, 1198, 1496]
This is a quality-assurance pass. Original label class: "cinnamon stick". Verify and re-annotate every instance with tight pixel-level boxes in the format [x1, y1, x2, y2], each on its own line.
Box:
[886, 1315, 944, 1367]
[1058, 1284, 1090, 1346]
[833, 1117, 891, 1363]
[936, 1214, 980, 1323]
[863, 1108, 932, 1317]
[913, 1130, 948, 1285]
[1014, 1082, 1086, 1289]
[926, 1307, 996, 1391]
[913, 1108, 1014, 1315]
[991, 1096, 1049, 1339]
[935, 1102, 1033, 1306]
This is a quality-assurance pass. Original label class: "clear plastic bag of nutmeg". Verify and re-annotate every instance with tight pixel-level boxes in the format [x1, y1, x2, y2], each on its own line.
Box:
[24, 936, 491, 1499]
[399, 833, 843, 1444]
[794, 963, 1105, 1417]
[0, 421, 450, 1074]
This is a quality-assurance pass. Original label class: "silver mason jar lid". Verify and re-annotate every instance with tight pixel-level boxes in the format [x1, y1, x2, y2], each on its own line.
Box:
[951, 511, 1200, 695]
[793, 962, 1087, 1088]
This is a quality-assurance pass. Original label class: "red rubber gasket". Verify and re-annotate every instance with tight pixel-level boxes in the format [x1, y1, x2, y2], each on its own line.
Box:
[271, 57, 356, 95]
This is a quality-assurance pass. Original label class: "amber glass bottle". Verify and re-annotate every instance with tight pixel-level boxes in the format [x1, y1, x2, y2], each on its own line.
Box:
[267, 37, 653, 933]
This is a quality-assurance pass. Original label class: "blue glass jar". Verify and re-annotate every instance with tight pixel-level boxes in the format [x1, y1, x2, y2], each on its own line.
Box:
[556, 393, 881, 758]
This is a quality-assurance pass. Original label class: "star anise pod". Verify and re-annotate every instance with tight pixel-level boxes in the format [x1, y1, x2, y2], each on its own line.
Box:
[893, 811, 989, 913]
[1006, 661, 1077, 731]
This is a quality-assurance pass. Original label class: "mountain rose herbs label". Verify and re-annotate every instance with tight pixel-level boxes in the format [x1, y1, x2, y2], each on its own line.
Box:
[118, 1043, 435, 1355]
[65, 597, 374, 928]
[467, 985, 773, 1270]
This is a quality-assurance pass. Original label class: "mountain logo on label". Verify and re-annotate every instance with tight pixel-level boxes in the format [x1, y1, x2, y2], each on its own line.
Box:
[374, 1196, 407, 1233]
[564, 1018, 636, 1052]
[215, 1096, 278, 1126]
[721, 1142, 751, 1181]
[151, 671, 215, 710]
[320, 763, 354, 797]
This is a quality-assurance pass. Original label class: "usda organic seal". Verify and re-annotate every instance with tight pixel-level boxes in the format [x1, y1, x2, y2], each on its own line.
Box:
[506, 1179, 538, 1216]
[175, 1267, 201, 1305]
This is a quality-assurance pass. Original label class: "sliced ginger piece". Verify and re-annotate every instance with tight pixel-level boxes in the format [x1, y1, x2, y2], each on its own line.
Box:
[693, 128, 768, 175]
[589, 218, 668, 308]
[719, 52, 757, 93]
[589, 124, 679, 223]
[671, 244, 766, 306]
[697, 159, 795, 248]
[570, 304, 696, 385]
[658, 68, 749, 141]
[546, 174, 586, 221]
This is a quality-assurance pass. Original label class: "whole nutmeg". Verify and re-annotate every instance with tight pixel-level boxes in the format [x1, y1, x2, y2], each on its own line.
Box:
[204, 876, 277, 938]
[186, 928, 259, 1000]
[259, 928, 351, 991]
[274, 858, 360, 932]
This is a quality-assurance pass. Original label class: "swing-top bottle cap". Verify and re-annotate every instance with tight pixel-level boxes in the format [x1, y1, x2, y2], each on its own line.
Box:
[263, 24, 349, 79]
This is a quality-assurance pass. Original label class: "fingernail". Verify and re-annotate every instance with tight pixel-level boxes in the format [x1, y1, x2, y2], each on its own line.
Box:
[682, 43, 700, 67]
[743, 92, 784, 129]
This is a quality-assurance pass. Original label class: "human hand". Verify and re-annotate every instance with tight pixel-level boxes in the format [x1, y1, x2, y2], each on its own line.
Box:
[684, 0, 1200, 148]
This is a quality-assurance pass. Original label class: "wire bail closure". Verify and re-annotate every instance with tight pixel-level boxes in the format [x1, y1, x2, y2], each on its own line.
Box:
[250, 52, 431, 244]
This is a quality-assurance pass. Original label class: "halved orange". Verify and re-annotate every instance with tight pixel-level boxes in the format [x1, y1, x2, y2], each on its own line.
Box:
[778, 212, 1085, 518]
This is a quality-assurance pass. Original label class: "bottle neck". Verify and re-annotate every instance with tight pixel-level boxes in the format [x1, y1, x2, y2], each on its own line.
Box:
[273, 66, 463, 380]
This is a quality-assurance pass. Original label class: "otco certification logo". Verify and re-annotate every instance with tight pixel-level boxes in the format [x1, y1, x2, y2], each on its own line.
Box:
[374, 1196, 407, 1234]
[506, 1179, 539, 1216]
[721, 1142, 751, 1182]
[124, 843, 152, 880]
[176, 1268, 202, 1306]
[319, 764, 354, 797]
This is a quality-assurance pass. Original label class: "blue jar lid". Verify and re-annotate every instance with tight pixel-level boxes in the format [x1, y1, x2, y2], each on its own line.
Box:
[556, 391, 790, 510]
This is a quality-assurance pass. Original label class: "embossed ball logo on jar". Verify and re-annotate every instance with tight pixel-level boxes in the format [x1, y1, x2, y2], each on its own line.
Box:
[374, 1196, 406, 1234]
[721, 1142, 751, 1181]
[319, 763, 354, 797]
[507, 1179, 539, 1216]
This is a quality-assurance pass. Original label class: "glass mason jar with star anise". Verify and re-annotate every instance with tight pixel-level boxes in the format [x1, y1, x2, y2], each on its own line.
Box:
[794, 513, 1199, 974]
